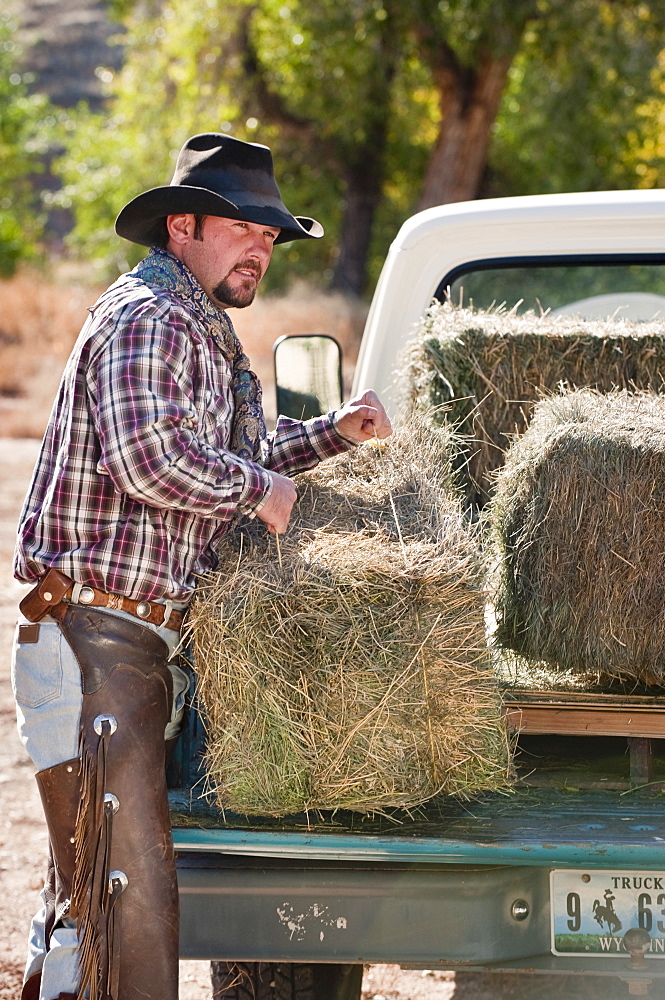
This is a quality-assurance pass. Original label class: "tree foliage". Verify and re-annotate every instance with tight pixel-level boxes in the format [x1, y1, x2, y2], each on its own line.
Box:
[489, 0, 665, 196]
[395, 0, 539, 208]
[50, 0, 665, 295]
[56, 0, 432, 292]
[0, 13, 55, 276]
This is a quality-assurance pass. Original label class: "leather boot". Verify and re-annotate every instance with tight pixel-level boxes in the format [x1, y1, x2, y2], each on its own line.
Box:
[52, 603, 179, 1000]
[36, 757, 81, 926]
[20, 758, 82, 1000]
[20, 972, 40, 1000]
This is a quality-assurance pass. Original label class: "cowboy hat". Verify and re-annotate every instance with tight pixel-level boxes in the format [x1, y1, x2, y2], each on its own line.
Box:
[115, 132, 324, 246]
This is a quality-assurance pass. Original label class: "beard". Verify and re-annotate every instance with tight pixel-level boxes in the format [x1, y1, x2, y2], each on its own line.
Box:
[212, 260, 262, 309]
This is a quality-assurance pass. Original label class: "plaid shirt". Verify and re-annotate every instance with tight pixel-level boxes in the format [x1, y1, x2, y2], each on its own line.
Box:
[14, 255, 350, 602]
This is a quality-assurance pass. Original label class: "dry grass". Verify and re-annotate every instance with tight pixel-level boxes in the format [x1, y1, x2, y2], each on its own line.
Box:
[0, 270, 366, 438]
[0, 269, 102, 436]
[490, 388, 665, 684]
[402, 303, 665, 508]
[189, 413, 512, 817]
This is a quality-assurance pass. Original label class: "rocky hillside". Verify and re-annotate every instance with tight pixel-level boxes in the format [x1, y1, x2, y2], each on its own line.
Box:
[14, 0, 123, 110]
[11, 0, 124, 241]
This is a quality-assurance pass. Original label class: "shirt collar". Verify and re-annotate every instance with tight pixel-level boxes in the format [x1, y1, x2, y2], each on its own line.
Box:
[134, 246, 224, 323]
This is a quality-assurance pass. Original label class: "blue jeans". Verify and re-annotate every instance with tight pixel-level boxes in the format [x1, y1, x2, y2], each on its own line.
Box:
[11, 604, 189, 1000]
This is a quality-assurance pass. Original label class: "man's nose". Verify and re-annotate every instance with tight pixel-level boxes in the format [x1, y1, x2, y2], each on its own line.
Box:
[247, 233, 274, 260]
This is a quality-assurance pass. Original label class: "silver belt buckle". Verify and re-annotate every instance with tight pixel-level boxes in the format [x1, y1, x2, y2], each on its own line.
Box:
[135, 601, 152, 620]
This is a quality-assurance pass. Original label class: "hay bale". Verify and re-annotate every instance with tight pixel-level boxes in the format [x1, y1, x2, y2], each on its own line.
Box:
[403, 303, 665, 507]
[188, 415, 511, 817]
[490, 388, 665, 684]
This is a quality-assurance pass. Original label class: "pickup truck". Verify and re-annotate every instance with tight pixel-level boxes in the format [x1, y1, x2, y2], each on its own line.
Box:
[168, 189, 665, 999]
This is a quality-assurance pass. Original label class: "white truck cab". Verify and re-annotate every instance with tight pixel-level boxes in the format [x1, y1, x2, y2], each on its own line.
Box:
[353, 190, 665, 415]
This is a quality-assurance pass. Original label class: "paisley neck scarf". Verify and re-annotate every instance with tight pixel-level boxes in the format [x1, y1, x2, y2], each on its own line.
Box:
[134, 247, 266, 463]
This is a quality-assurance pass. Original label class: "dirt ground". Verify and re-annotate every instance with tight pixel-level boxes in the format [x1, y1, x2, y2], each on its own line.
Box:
[0, 438, 662, 1000]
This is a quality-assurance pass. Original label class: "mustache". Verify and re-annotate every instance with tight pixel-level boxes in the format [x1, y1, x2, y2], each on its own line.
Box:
[233, 259, 262, 280]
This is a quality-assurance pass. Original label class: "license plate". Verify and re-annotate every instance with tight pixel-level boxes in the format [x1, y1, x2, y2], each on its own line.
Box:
[551, 869, 665, 957]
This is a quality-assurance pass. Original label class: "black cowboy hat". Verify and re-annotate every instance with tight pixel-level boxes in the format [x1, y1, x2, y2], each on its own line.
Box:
[115, 132, 324, 246]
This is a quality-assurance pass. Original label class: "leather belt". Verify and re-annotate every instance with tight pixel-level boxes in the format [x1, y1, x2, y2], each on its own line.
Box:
[19, 568, 186, 633]
[64, 583, 185, 631]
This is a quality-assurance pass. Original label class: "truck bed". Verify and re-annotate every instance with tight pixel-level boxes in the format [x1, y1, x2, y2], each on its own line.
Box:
[168, 680, 665, 973]
[169, 729, 665, 866]
[169, 734, 665, 973]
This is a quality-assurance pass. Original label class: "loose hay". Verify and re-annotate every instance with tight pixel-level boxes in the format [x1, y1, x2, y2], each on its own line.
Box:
[402, 303, 665, 507]
[188, 416, 512, 817]
[490, 388, 665, 684]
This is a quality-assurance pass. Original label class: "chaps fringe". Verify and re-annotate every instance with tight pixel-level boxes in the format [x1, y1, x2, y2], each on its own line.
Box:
[72, 718, 123, 1000]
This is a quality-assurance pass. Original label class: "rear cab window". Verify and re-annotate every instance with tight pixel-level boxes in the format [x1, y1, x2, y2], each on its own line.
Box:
[439, 256, 665, 320]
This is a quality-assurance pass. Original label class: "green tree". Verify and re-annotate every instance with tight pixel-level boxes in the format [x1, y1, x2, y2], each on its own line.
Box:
[396, 0, 665, 208]
[54, 0, 432, 294]
[402, 0, 539, 209]
[628, 49, 665, 189]
[53, 0, 210, 280]
[240, 0, 407, 293]
[215, 0, 665, 280]
[488, 0, 665, 196]
[54, 0, 665, 295]
[0, 13, 54, 276]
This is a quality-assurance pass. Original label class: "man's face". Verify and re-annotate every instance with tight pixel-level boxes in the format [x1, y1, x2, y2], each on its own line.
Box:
[169, 215, 280, 309]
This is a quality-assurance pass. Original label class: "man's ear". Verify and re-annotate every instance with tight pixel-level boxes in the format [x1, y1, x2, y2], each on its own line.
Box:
[166, 214, 196, 246]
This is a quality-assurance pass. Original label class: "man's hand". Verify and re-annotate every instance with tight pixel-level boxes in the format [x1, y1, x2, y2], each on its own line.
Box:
[257, 470, 298, 534]
[334, 389, 392, 444]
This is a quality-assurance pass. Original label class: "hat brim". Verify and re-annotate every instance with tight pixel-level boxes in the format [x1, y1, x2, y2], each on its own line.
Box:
[115, 184, 324, 246]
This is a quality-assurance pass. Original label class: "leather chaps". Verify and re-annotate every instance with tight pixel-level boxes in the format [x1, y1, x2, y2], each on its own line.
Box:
[24, 605, 180, 1000]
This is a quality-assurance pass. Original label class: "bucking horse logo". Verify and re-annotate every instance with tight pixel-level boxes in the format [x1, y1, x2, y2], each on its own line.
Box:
[593, 889, 622, 935]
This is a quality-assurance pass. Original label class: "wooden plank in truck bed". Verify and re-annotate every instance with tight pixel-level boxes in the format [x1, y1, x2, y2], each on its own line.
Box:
[503, 688, 665, 738]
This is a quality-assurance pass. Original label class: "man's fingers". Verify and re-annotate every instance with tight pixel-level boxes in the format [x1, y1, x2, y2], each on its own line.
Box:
[373, 415, 392, 439]
[334, 390, 392, 443]
[264, 508, 292, 534]
[256, 471, 297, 534]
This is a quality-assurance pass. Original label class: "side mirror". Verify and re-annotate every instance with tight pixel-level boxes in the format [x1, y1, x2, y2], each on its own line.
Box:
[273, 334, 343, 420]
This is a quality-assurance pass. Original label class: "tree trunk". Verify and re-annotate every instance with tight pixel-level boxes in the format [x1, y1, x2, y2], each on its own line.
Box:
[329, 154, 385, 296]
[417, 51, 515, 210]
[329, 21, 398, 296]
